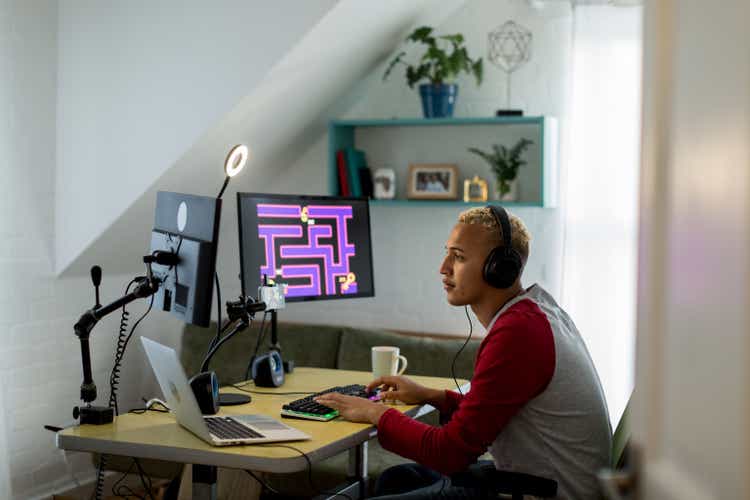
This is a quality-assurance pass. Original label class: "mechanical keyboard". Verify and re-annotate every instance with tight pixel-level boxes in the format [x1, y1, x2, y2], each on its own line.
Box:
[280, 384, 380, 421]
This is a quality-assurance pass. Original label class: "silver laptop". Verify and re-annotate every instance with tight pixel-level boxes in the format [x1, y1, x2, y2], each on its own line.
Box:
[141, 336, 310, 446]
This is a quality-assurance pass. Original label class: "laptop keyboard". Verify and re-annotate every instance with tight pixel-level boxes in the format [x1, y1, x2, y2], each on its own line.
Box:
[204, 416, 264, 440]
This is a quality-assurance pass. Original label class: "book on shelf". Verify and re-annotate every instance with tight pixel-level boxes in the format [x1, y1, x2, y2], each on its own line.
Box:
[358, 163, 373, 198]
[345, 147, 363, 197]
[336, 149, 351, 196]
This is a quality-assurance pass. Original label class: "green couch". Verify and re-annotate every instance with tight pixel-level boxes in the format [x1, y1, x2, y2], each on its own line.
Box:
[181, 320, 481, 497]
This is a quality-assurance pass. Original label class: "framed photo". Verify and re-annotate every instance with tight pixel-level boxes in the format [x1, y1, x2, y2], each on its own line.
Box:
[407, 164, 459, 200]
[463, 175, 488, 202]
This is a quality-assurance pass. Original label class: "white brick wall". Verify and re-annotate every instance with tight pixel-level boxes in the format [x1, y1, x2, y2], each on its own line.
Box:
[0, 2, 181, 498]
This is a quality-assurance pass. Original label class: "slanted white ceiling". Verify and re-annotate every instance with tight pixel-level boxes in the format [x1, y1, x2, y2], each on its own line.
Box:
[56, 0, 466, 276]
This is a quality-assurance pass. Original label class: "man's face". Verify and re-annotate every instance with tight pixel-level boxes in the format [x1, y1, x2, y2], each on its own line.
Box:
[439, 223, 494, 306]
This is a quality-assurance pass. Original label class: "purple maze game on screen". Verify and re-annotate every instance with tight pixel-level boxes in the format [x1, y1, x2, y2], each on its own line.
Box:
[256, 202, 365, 299]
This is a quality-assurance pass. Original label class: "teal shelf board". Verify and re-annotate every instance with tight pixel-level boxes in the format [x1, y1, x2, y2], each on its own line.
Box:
[368, 200, 543, 208]
[328, 116, 557, 208]
[331, 116, 545, 127]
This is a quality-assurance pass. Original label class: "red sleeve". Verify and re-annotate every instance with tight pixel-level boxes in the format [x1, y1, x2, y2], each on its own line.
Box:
[376, 303, 556, 476]
[435, 388, 463, 417]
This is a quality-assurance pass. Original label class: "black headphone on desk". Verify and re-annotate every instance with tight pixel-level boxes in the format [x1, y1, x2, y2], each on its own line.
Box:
[483, 205, 523, 289]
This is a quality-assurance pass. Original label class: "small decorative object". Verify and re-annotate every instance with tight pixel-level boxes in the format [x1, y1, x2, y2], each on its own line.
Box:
[383, 26, 483, 118]
[488, 21, 532, 116]
[373, 168, 396, 200]
[468, 138, 534, 201]
[407, 164, 459, 200]
[463, 175, 489, 202]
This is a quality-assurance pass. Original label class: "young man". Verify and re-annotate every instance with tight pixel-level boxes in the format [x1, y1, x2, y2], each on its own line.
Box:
[316, 206, 611, 499]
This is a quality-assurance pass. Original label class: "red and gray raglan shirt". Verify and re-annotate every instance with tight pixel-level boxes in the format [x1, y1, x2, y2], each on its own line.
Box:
[376, 284, 612, 499]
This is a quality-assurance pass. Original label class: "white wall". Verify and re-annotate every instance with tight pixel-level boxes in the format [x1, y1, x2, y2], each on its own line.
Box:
[268, 0, 572, 336]
[55, 0, 339, 274]
[1, 2, 180, 498]
[54, 0, 467, 281]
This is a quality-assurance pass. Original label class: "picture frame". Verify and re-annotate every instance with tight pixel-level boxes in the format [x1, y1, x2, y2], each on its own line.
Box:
[463, 175, 489, 202]
[373, 168, 396, 200]
[407, 164, 459, 200]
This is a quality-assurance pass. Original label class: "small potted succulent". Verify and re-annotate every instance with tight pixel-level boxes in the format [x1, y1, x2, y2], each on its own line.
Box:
[383, 26, 483, 118]
[468, 138, 534, 201]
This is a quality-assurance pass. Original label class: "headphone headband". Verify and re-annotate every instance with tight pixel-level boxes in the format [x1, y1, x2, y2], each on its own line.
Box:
[488, 204, 512, 251]
[482, 204, 522, 289]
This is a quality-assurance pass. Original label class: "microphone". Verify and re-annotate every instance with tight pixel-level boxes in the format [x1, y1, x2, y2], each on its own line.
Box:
[90, 266, 102, 309]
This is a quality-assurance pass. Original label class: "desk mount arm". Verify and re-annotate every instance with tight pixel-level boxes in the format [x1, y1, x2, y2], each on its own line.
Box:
[72, 257, 167, 425]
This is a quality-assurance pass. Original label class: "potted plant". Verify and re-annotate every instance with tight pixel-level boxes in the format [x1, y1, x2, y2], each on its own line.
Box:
[383, 26, 483, 118]
[468, 138, 534, 201]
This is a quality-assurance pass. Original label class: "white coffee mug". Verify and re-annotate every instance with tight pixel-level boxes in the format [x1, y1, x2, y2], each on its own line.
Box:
[371, 346, 408, 378]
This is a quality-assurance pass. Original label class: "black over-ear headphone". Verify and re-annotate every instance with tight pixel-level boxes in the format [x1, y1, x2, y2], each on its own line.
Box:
[483, 205, 523, 289]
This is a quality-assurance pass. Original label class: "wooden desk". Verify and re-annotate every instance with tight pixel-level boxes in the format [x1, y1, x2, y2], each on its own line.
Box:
[56, 367, 466, 499]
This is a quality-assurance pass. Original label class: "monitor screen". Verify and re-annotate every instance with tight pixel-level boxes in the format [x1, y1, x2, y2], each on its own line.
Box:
[149, 191, 221, 327]
[237, 193, 375, 303]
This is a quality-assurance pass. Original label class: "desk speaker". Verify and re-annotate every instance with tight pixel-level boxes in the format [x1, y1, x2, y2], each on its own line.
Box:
[251, 351, 285, 387]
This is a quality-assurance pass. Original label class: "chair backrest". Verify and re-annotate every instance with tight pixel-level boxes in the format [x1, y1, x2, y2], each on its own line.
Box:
[611, 398, 631, 469]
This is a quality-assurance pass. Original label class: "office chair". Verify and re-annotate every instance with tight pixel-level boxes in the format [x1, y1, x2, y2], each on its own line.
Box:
[598, 398, 633, 499]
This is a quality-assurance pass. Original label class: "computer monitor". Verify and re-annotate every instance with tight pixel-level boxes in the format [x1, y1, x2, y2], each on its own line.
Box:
[237, 193, 375, 303]
[149, 191, 221, 327]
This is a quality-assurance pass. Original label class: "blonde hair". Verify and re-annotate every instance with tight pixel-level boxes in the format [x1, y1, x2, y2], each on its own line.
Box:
[458, 206, 531, 263]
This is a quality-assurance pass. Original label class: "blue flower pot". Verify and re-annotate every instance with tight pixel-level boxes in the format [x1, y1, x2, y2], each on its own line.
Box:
[419, 83, 458, 118]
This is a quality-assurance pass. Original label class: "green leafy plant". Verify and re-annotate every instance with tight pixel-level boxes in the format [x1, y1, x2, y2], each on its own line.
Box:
[468, 138, 534, 197]
[383, 26, 483, 88]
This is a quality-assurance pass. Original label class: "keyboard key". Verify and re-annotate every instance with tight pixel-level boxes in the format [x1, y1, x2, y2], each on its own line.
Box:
[205, 417, 264, 440]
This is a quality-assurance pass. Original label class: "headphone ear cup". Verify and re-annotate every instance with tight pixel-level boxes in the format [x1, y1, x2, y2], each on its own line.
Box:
[483, 247, 522, 289]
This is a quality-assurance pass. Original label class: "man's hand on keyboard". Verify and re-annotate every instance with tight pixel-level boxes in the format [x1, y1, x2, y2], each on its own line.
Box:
[366, 376, 443, 406]
[314, 393, 389, 425]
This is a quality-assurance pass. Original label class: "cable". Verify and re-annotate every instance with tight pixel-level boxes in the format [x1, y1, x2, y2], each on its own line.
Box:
[115, 292, 154, 407]
[109, 458, 154, 500]
[231, 383, 314, 396]
[90, 454, 107, 500]
[199, 316, 253, 373]
[259, 444, 353, 500]
[108, 279, 138, 415]
[166, 234, 183, 286]
[96, 243, 178, 500]
[94, 278, 138, 500]
[210, 272, 221, 351]
[253, 311, 270, 356]
[451, 306, 474, 396]
[244, 469, 282, 496]
[133, 458, 155, 500]
[129, 398, 170, 415]
[244, 311, 269, 380]
[111, 458, 140, 499]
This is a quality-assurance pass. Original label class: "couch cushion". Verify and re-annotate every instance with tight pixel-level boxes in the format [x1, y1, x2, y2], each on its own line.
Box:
[181, 321, 344, 383]
[336, 327, 481, 380]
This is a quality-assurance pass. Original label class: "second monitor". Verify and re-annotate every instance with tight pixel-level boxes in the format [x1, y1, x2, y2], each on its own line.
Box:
[237, 193, 374, 303]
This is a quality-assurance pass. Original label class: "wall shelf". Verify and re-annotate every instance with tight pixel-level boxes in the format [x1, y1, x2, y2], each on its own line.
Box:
[328, 116, 558, 208]
[367, 199, 543, 208]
